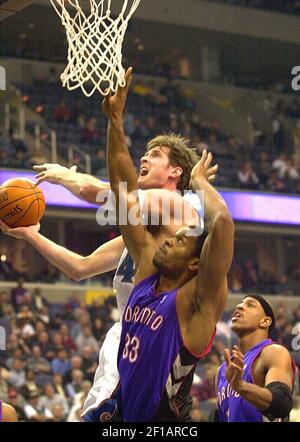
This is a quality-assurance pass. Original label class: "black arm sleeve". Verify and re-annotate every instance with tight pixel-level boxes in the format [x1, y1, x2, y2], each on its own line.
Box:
[264, 382, 293, 420]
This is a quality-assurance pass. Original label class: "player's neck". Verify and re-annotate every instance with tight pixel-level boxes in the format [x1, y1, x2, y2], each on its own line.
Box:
[161, 181, 178, 192]
[238, 331, 269, 354]
[157, 273, 189, 294]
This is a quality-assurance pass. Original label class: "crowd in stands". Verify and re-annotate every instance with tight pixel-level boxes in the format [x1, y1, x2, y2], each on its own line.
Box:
[0, 281, 299, 422]
[211, 0, 300, 15]
[1, 72, 300, 195]
[0, 129, 31, 170]
[1, 250, 300, 296]
[0, 284, 117, 422]
[229, 260, 300, 296]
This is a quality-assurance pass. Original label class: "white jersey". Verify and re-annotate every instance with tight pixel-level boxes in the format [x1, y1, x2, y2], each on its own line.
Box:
[82, 191, 203, 415]
[113, 248, 135, 318]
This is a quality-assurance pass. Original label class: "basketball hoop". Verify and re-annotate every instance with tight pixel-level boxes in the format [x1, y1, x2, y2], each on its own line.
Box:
[50, 0, 141, 97]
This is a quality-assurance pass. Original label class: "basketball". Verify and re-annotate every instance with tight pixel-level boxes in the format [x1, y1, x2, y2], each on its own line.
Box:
[0, 178, 46, 228]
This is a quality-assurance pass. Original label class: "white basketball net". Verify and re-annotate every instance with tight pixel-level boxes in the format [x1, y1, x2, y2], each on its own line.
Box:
[50, 0, 141, 97]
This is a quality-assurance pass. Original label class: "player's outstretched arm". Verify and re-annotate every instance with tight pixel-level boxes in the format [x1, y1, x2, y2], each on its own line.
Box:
[0, 220, 123, 281]
[191, 151, 234, 321]
[33, 163, 110, 203]
[103, 68, 156, 275]
[177, 151, 234, 354]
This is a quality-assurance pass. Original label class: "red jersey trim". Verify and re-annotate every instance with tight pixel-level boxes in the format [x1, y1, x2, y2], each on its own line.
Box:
[184, 328, 216, 359]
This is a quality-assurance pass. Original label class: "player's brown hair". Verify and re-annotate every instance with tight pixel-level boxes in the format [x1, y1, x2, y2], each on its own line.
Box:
[146, 133, 199, 193]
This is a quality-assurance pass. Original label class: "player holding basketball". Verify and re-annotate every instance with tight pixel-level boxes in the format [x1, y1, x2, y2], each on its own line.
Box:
[99, 67, 235, 421]
[0, 78, 204, 418]
[0, 401, 18, 422]
[215, 296, 296, 422]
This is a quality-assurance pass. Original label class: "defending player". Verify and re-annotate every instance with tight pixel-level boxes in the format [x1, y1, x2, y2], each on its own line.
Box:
[216, 295, 296, 422]
[101, 67, 234, 421]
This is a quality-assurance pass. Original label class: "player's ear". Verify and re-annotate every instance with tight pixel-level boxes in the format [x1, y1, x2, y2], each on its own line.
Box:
[170, 166, 183, 178]
[188, 257, 200, 273]
[260, 316, 272, 330]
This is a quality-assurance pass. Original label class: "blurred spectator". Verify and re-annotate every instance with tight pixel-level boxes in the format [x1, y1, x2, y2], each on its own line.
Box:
[193, 363, 218, 402]
[27, 345, 51, 385]
[7, 388, 26, 421]
[242, 260, 259, 292]
[92, 149, 106, 176]
[275, 275, 294, 296]
[39, 383, 69, 417]
[237, 161, 260, 190]
[53, 101, 71, 123]
[271, 114, 285, 151]
[52, 373, 67, 400]
[92, 318, 106, 343]
[267, 171, 286, 193]
[37, 331, 55, 360]
[23, 389, 51, 422]
[21, 368, 39, 398]
[63, 355, 83, 385]
[51, 349, 71, 377]
[7, 358, 26, 389]
[60, 324, 77, 352]
[66, 369, 84, 399]
[80, 346, 98, 382]
[257, 152, 272, 186]
[10, 277, 27, 312]
[75, 325, 99, 354]
[50, 403, 66, 422]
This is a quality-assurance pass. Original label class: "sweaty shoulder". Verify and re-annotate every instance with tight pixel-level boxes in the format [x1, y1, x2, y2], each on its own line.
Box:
[260, 344, 293, 367]
[2, 403, 18, 422]
[261, 343, 290, 358]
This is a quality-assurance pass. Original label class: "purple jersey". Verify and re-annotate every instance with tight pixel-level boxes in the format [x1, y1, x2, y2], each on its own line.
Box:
[217, 339, 295, 422]
[117, 273, 215, 422]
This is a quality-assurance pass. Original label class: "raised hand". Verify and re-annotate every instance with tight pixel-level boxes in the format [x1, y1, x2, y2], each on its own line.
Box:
[33, 163, 78, 186]
[0, 219, 40, 240]
[102, 67, 133, 122]
[190, 149, 219, 186]
[224, 345, 244, 392]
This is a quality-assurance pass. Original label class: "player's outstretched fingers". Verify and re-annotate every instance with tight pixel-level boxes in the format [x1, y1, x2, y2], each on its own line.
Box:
[200, 149, 208, 164]
[204, 152, 213, 169]
[224, 348, 232, 366]
[232, 350, 244, 368]
[0, 219, 9, 233]
[34, 173, 46, 186]
[124, 67, 133, 89]
[33, 163, 53, 172]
